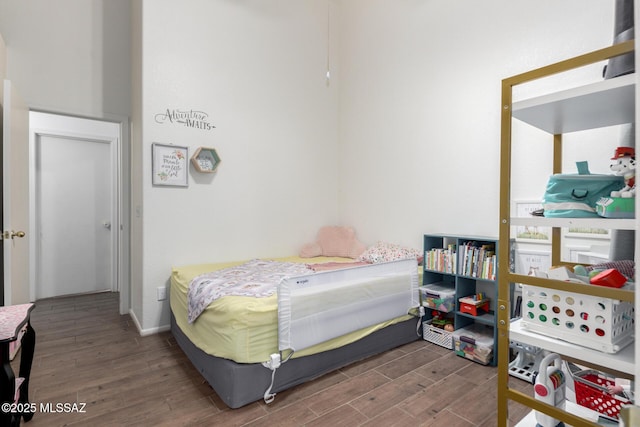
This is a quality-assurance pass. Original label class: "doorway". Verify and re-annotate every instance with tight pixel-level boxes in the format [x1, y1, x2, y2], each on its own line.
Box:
[30, 112, 121, 300]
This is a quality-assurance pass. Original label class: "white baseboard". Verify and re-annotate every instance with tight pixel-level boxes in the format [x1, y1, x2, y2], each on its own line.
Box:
[128, 308, 170, 336]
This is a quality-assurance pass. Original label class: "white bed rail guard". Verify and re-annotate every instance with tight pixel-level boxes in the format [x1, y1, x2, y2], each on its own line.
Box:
[277, 258, 419, 353]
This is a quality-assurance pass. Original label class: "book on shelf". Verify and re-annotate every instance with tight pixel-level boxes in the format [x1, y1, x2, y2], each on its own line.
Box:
[458, 241, 496, 280]
[425, 243, 456, 273]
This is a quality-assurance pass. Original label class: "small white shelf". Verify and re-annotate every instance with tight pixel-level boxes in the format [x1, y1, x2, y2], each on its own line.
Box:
[512, 73, 635, 134]
[515, 401, 610, 426]
[510, 216, 636, 231]
[510, 319, 635, 375]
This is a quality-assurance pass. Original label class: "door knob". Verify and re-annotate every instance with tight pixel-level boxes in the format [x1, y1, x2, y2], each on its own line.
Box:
[2, 230, 25, 239]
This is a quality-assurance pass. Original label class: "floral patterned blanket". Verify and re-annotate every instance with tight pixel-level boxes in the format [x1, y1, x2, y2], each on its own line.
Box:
[187, 259, 313, 323]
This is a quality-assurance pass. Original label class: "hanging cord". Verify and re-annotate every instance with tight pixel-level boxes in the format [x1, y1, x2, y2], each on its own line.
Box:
[262, 349, 295, 404]
[415, 306, 425, 337]
[325, 0, 331, 84]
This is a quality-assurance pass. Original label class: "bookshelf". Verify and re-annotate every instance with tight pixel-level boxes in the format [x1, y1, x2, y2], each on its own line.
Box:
[422, 234, 499, 366]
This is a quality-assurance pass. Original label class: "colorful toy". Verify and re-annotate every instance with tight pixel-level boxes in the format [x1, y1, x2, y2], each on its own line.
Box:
[590, 268, 627, 288]
[572, 264, 588, 277]
[533, 353, 566, 427]
[572, 369, 633, 420]
[595, 195, 635, 218]
[609, 146, 635, 198]
[596, 147, 637, 218]
[430, 310, 453, 329]
[458, 295, 490, 316]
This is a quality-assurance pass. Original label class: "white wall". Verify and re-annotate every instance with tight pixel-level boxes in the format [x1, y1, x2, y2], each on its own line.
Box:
[135, 0, 341, 331]
[0, 0, 131, 118]
[337, 0, 615, 250]
[130, 0, 144, 333]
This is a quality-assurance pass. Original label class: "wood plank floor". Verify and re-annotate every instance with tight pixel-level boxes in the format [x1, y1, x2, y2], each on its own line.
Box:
[12, 292, 533, 426]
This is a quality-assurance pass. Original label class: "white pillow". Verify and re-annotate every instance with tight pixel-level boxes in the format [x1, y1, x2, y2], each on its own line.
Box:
[359, 241, 422, 263]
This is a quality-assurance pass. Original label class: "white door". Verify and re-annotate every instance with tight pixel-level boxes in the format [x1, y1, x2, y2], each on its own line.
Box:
[2, 80, 30, 305]
[31, 112, 119, 299]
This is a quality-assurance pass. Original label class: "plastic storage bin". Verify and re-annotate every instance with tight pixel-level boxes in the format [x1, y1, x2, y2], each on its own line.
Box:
[521, 284, 634, 353]
[420, 282, 455, 312]
[452, 324, 494, 365]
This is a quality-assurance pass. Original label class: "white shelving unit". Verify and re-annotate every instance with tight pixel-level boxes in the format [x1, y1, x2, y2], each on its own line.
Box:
[497, 40, 638, 427]
[510, 319, 635, 376]
[512, 72, 635, 134]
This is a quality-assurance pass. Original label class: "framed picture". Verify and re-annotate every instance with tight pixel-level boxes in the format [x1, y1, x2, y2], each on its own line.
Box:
[564, 227, 610, 240]
[191, 147, 221, 173]
[514, 249, 551, 276]
[152, 143, 189, 187]
[513, 200, 551, 243]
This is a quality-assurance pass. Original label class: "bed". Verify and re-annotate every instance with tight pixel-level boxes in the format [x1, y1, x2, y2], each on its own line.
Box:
[170, 255, 421, 409]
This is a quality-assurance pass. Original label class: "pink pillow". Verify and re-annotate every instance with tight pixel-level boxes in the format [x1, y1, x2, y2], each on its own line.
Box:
[299, 226, 367, 259]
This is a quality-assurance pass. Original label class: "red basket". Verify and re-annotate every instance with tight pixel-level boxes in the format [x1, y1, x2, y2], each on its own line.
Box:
[573, 371, 631, 419]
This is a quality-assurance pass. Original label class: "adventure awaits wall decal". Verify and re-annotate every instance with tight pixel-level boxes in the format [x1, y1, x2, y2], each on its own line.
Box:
[154, 109, 216, 130]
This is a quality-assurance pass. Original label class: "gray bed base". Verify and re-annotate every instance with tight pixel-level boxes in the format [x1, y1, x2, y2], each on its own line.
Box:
[171, 313, 419, 409]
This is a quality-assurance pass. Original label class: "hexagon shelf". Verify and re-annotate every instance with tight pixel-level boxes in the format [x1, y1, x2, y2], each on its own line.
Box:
[191, 147, 221, 173]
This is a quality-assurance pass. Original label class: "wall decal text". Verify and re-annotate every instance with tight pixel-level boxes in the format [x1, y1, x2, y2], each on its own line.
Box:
[155, 109, 215, 131]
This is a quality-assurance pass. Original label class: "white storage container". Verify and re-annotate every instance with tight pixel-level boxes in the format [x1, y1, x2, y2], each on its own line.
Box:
[452, 324, 494, 365]
[520, 285, 634, 353]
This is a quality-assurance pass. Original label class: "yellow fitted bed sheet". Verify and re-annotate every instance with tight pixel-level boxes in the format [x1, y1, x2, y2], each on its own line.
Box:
[170, 256, 414, 364]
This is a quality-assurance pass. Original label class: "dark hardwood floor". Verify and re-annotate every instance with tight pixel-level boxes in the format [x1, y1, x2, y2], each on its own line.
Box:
[11, 292, 533, 426]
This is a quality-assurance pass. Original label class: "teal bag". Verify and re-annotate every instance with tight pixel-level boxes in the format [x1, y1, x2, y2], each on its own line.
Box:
[542, 163, 625, 218]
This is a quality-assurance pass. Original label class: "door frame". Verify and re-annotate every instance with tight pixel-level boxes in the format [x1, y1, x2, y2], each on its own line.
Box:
[29, 111, 130, 315]
[2, 80, 30, 306]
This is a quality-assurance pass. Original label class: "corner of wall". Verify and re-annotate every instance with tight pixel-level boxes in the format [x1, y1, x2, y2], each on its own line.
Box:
[128, 307, 170, 336]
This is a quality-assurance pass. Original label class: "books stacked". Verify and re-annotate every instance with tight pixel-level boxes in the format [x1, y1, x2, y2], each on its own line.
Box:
[458, 242, 496, 280]
[424, 243, 456, 273]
